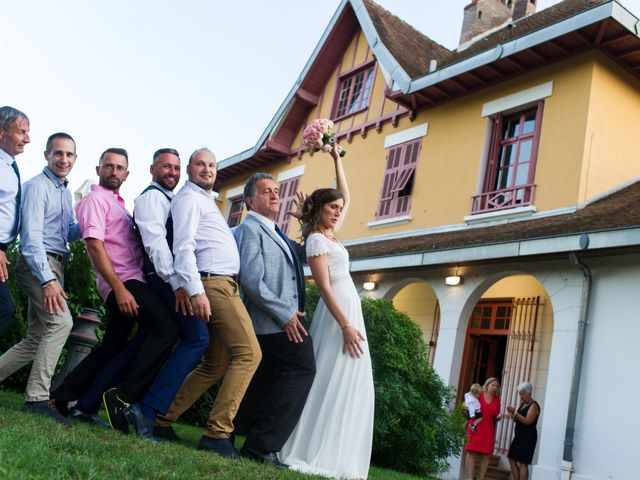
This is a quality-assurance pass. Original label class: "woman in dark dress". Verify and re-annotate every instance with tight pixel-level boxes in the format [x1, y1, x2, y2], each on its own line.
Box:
[507, 382, 541, 480]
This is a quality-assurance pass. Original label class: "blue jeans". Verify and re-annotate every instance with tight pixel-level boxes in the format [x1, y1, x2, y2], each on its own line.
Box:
[76, 276, 209, 414]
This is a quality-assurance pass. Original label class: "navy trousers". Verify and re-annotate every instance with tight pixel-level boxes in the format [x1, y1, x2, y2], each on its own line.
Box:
[141, 274, 209, 414]
[0, 280, 15, 334]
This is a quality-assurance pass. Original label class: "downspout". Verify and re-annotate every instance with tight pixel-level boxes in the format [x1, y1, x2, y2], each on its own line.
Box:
[562, 251, 592, 479]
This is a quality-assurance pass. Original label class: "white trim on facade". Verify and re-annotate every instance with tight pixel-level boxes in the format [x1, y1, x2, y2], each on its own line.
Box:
[225, 185, 245, 199]
[383, 123, 428, 149]
[367, 214, 412, 229]
[481, 81, 554, 117]
[277, 165, 306, 182]
[464, 205, 537, 224]
[343, 227, 640, 273]
[344, 205, 577, 247]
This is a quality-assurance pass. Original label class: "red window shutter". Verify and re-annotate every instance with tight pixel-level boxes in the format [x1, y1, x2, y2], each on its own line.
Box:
[276, 176, 301, 234]
[376, 139, 421, 219]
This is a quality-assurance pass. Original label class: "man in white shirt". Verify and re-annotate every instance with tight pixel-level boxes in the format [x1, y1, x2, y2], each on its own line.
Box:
[122, 148, 209, 439]
[154, 148, 260, 458]
[0, 106, 30, 334]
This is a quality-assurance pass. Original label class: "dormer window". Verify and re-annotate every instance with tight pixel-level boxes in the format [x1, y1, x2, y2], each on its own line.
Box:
[332, 61, 375, 120]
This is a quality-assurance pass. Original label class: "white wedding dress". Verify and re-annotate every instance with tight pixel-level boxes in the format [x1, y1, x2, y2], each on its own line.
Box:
[280, 233, 375, 479]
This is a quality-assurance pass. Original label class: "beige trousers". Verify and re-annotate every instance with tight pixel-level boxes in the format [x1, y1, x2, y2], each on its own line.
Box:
[156, 276, 261, 438]
[0, 255, 73, 402]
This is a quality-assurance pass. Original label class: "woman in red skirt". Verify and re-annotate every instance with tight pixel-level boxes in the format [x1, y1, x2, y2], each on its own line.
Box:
[465, 377, 502, 480]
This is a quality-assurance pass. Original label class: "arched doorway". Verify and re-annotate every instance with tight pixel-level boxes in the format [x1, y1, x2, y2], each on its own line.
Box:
[387, 279, 440, 365]
[458, 274, 553, 454]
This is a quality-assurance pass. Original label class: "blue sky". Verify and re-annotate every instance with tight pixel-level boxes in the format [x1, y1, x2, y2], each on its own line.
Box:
[2, 0, 638, 203]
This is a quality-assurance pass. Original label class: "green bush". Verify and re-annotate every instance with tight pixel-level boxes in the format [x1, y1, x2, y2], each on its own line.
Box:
[305, 282, 467, 477]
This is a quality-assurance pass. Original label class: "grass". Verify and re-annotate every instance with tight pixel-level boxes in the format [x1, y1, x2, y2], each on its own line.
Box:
[0, 388, 429, 479]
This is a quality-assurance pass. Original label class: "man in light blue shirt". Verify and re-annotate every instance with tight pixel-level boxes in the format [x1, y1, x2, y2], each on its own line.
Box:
[0, 106, 30, 334]
[0, 132, 80, 425]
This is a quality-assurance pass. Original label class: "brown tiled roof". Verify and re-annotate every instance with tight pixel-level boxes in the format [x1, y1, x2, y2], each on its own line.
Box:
[439, 0, 611, 69]
[362, 0, 451, 79]
[347, 181, 640, 261]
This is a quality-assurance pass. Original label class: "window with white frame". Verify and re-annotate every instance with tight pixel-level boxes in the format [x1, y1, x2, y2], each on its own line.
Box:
[275, 176, 301, 234]
[376, 139, 421, 219]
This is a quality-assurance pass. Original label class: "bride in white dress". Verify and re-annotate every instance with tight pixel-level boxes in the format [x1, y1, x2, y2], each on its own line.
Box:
[280, 144, 375, 479]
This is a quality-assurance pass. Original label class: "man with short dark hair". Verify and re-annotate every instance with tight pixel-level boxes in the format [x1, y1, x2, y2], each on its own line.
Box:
[0, 106, 30, 334]
[52, 148, 179, 428]
[119, 148, 209, 440]
[0, 132, 79, 424]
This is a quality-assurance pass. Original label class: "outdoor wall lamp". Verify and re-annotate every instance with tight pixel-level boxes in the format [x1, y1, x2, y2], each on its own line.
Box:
[445, 268, 463, 286]
[363, 278, 377, 291]
[444, 275, 462, 286]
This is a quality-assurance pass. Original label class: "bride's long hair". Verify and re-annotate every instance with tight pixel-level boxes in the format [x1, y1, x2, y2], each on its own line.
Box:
[299, 188, 343, 240]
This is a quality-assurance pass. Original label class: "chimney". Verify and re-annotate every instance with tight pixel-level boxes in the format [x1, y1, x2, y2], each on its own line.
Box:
[513, 0, 536, 21]
[459, 0, 513, 46]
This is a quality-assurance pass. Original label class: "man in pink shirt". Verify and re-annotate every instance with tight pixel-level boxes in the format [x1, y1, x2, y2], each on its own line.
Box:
[52, 148, 178, 429]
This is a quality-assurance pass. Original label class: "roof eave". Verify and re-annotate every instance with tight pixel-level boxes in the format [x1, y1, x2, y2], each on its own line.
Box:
[406, 0, 638, 94]
[217, 0, 416, 174]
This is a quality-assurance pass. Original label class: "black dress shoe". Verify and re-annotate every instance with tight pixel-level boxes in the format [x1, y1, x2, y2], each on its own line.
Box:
[197, 435, 239, 459]
[153, 425, 180, 442]
[52, 398, 69, 417]
[23, 401, 74, 426]
[239, 446, 289, 469]
[68, 406, 110, 429]
[123, 404, 158, 443]
[102, 388, 130, 433]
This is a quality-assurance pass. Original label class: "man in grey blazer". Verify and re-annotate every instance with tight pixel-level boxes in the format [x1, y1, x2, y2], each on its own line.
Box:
[233, 172, 315, 468]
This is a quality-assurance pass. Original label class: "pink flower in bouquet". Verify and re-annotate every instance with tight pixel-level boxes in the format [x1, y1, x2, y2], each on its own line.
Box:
[301, 118, 347, 157]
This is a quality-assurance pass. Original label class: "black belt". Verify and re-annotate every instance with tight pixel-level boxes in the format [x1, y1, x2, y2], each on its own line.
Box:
[46, 252, 68, 262]
[199, 272, 238, 283]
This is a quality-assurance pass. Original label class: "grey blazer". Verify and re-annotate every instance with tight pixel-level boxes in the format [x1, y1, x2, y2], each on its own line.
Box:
[234, 215, 305, 335]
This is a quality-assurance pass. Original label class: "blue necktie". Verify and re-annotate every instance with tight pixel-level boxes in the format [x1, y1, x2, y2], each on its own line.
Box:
[275, 225, 305, 312]
[10, 161, 21, 238]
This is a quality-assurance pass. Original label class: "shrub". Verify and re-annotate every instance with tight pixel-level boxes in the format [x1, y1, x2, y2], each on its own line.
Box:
[305, 282, 466, 477]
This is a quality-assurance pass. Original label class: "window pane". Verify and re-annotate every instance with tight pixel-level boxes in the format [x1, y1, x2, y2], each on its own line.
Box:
[498, 144, 516, 168]
[502, 118, 518, 139]
[515, 161, 530, 186]
[361, 69, 375, 106]
[347, 71, 365, 114]
[522, 110, 537, 135]
[336, 78, 352, 117]
[518, 139, 532, 164]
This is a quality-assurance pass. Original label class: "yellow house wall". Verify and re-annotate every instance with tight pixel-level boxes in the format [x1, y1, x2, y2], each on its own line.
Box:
[391, 281, 439, 345]
[579, 54, 640, 202]
[326, 54, 597, 240]
[218, 38, 640, 243]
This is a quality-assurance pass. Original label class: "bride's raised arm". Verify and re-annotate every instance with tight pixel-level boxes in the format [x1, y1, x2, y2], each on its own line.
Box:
[328, 143, 350, 233]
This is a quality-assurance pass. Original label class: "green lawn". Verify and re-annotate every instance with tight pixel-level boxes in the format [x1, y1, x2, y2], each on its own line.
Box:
[0, 388, 429, 479]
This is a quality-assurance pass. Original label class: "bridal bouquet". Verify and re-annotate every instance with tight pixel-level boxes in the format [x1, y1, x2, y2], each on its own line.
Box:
[301, 119, 347, 157]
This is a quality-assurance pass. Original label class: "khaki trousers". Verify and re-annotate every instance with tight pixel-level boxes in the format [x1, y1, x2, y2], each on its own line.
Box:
[0, 255, 73, 402]
[156, 276, 261, 438]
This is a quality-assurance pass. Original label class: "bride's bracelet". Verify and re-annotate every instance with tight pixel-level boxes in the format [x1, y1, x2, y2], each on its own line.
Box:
[341, 322, 352, 330]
